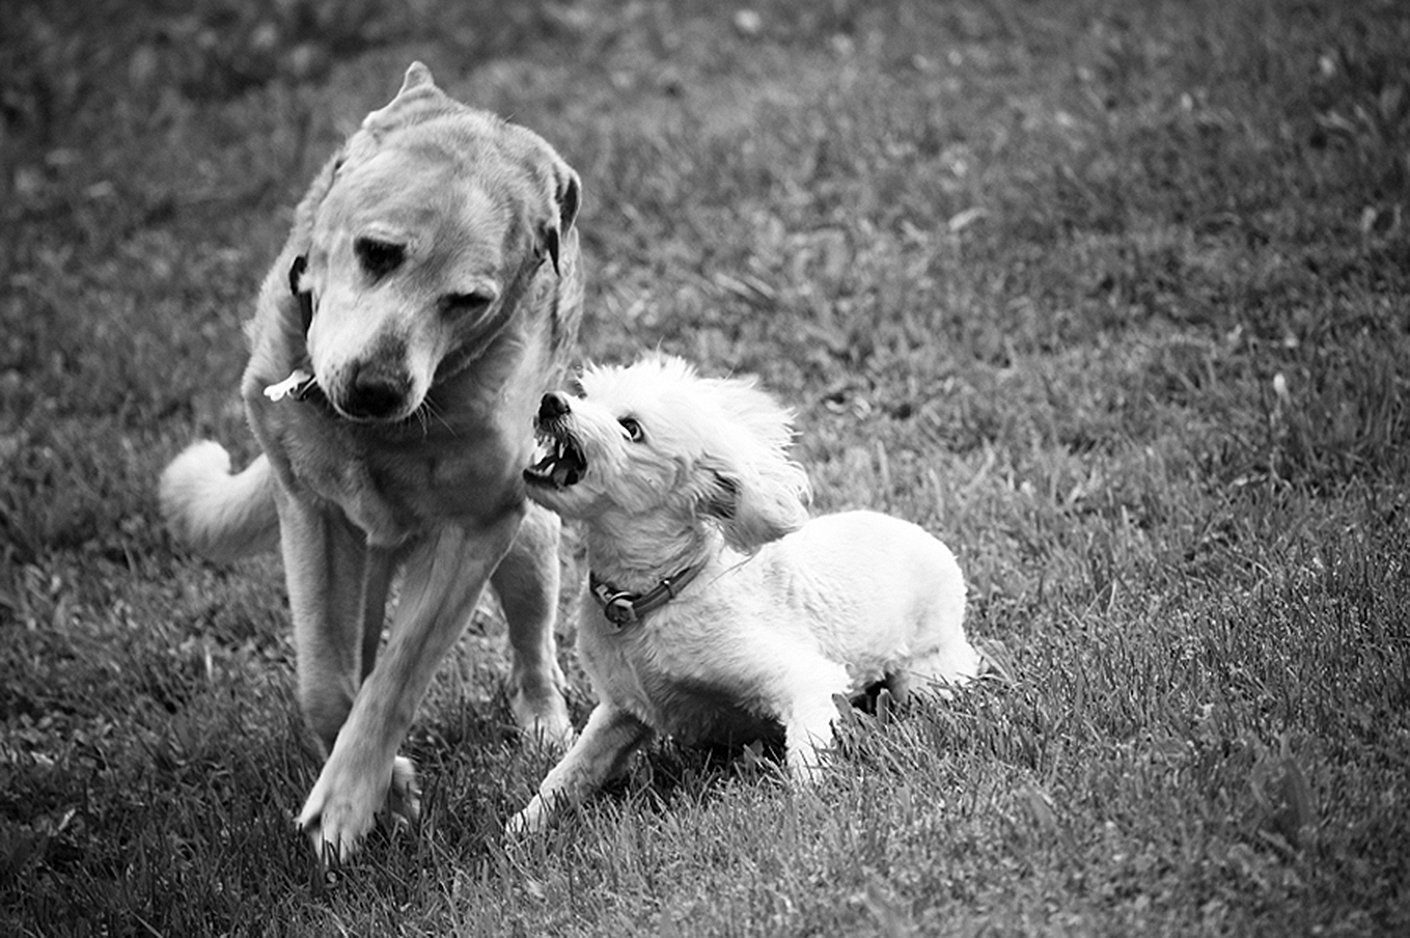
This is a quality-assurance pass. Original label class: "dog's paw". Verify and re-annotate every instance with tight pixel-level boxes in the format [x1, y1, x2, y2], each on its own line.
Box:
[504, 797, 549, 838]
[386, 756, 422, 828]
[509, 684, 575, 751]
[297, 755, 416, 863]
[784, 712, 834, 785]
[786, 745, 827, 785]
[297, 781, 376, 865]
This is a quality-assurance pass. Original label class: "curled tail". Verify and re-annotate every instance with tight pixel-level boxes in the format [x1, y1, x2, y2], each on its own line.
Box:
[159, 441, 279, 562]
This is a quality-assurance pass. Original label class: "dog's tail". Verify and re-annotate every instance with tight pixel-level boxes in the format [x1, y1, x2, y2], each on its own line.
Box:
[159, 441, 279, 562]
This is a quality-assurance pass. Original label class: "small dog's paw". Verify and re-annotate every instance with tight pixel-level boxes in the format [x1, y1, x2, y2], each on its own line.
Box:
[786, 741, 827, 785]
[504, 798, 548, 838]
[784, 707, 837, 785]
[875, 687, 896, 725]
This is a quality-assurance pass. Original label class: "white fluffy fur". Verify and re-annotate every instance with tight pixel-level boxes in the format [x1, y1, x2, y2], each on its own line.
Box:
[159, 441, 279, 562]
[510, 354, 980, 833]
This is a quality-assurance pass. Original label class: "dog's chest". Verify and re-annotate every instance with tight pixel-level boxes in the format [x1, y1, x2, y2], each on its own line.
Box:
[579, 603, 776, 743]
[366, 435, 522, 518]
[246, 296, 562, 544]
[258, 400, 526, 544]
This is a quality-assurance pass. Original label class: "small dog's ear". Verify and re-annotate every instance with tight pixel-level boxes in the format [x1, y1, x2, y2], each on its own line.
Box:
[699, 470, 741, 522]
[698, 460, 810, 552]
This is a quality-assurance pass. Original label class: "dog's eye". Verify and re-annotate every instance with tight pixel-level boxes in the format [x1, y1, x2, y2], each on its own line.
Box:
[618, 417, 644, 442]
[354, 237, 405, 278]
[441, 291, 494, 316]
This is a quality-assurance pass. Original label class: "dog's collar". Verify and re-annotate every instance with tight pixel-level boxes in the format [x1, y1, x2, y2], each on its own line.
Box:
[289, 254, 315, 336]
[267, 254, 328, 409]
[589, 564, 703, 630]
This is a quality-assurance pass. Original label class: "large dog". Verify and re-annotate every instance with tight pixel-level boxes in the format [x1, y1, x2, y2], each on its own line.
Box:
[160, 63, 581, 861]
[509, 355, 981, 832]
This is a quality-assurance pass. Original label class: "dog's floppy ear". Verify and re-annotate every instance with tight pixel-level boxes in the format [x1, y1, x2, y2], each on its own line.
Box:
[539, 164, 582, 276]
[685, 367, 812, 551]
[698, 455, 811, 552]
[556, 166, 582, 233]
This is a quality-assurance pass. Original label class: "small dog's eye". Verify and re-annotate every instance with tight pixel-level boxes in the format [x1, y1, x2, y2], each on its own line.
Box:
[619, 417, 644, 442]
[354, 237, 405, 278]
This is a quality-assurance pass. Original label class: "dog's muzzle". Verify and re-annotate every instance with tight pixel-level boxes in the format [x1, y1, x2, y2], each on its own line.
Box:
[525, 392, 586, 488]
[338, 359, 413, 421]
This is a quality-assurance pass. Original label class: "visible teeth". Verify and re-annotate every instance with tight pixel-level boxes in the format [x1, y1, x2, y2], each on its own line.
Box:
[525, 429, 584, 490]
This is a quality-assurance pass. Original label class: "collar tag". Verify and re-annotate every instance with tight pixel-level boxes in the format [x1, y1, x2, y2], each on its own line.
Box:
[602, 595, 638, 628]
[264, 369, 315, 402]
[590, 579, 638, 629]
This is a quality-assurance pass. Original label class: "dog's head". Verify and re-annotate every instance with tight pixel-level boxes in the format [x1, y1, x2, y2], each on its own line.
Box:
[289, 62, 582, 423]
[524, 354, 811, 552]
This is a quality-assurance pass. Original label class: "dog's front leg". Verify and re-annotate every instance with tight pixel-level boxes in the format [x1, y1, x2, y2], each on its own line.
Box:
[491, 503, 573, 747]
[507, 702, 653, 835]
[298, 512, 521, 862]
[275, 489, 377, 755]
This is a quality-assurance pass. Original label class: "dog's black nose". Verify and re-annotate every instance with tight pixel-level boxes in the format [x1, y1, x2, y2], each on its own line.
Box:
[343, 361, 409, 419]
[538, 391, 571, 422]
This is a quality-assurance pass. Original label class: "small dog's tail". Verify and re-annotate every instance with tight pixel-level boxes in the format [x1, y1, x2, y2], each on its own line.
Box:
[159, 441, 279, 562]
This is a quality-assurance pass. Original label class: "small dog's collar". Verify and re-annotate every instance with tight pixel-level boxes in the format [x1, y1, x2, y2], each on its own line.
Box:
[589, 564, 703, 630]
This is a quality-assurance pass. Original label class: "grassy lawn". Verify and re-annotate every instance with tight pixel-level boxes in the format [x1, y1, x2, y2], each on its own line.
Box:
[3, 0, 1408, 934]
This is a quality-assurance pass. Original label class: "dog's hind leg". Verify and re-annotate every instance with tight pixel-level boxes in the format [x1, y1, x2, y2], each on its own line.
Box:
[904, 637, 983, 697]
[784, 697, 840, 782]
[781, 659, 853, 782]
[491, 503, 573, 747]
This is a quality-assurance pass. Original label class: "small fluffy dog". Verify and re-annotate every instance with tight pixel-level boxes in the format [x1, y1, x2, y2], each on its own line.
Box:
[510, 355, 980, 832]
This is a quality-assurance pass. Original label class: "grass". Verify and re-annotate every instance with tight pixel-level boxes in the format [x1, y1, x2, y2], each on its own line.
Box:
[2, 0, 1408, 933]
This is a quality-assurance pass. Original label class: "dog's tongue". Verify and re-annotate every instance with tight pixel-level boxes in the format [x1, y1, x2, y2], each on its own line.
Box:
[526, 436, 583, 487]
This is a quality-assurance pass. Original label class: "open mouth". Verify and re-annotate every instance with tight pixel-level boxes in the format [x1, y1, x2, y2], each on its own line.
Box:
[524, 427, 587, 488]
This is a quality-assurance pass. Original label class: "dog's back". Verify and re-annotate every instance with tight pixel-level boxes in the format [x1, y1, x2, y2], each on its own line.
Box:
[767, 510, 978, 687]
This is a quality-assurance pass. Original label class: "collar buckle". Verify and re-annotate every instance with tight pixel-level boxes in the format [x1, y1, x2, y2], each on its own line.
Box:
[589, 563, 703, 632]
[602, 595, 638, 628]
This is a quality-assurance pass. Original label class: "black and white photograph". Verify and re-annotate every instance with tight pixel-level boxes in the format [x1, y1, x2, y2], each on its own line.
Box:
[2, 0, 1407, 934]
